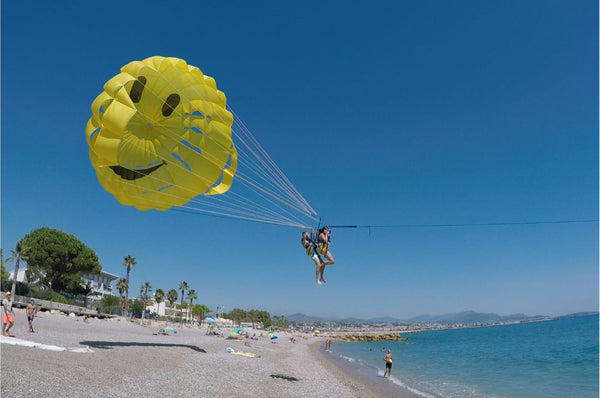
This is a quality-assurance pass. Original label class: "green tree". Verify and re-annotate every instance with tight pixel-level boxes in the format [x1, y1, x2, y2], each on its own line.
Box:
[248, 309, 271, 329]
[1, 250, 10, 291]
[94, 295, 120, 314]
[140, 281, 152, 325]
[192, 304, 210, 322]
[178, 281, 188, 326]
[116, 278, 128, 315]
[130, 299, 144, 318]
[186, 289, 197, 323]
[167, 289, 178, 317]
[5, 242, 23, 296]
[154, 288, 165, 317]
[19, 228, 101, 295]
[82, 281, 94, 307]
[122, 255, 136, 316]
[229, 308, 247, 326]
[272, 315, 288, 330]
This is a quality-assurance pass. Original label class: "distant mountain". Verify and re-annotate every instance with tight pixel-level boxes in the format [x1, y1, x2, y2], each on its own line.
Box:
[286, 311, 550, 325]
[555, 312, 598, 320]
[285, 313, 327, 323]
[406, 311, 539, 324]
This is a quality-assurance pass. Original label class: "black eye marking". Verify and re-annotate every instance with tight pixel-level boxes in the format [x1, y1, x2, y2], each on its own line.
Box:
[129, 76, 147, 103]
[162, 94, 180, 117]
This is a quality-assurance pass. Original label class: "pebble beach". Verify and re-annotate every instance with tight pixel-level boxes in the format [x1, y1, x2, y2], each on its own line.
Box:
[0, 308, 414, 398]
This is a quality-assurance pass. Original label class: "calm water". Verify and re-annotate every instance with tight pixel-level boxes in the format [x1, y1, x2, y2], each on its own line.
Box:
[328, 315, 599, 398]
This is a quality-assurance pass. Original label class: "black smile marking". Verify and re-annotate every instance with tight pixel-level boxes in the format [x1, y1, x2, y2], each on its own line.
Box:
[110, 161, 166, 180]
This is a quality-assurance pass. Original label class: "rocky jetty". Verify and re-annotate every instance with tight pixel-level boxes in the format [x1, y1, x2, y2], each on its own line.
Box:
[324, 332, 408, 342]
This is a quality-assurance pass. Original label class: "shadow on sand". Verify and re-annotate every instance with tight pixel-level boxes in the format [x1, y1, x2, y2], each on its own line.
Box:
[270, 374, 300, 382]
[80, 340, 207, 353]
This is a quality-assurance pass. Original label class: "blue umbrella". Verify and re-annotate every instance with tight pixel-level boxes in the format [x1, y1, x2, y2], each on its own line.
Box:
[204, 317, 216, 323]
[270, 335, 278, 340]
[234, 327, 243, 333]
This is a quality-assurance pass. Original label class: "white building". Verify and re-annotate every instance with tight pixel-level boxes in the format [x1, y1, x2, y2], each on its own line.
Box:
[82, 271, 119, 300]
[146, 300, 169, 316]
[7, 268, 28, 283]
[7, 268, 118, 301]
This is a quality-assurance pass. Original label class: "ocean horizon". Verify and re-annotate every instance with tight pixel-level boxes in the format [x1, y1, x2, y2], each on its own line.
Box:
[325, 314, 599, 398]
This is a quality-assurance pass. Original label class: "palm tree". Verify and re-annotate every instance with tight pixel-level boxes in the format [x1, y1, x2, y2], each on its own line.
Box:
[139, 282, 152, 325]
[116, 278, 128, 316]
[154, 288, 165, 317]
[122, 255, 136, 316]
[167, 289, 178, 318]
[178, 281, 188, 326]
[6, 242, 23, 297]
[186, 289, 197, 324]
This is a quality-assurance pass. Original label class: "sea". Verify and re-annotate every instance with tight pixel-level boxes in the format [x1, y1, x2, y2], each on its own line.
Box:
[325, 314, 598, 398]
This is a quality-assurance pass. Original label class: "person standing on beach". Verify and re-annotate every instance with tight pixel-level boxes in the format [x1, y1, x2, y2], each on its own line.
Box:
[2, 292, 15, 336]
[26, 299, 36, 332]
[383, 349, 393, 378]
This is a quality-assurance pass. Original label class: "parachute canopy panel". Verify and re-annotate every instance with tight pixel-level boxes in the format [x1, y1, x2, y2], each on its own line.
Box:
[86, 56, 237, 211]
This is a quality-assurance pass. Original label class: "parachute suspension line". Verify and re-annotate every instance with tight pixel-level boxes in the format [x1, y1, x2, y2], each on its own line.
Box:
[184, 181, 313, 227]
[229, 107, 317, 217]
[100, 63, 318, 228]
[158, 64, 319, 226]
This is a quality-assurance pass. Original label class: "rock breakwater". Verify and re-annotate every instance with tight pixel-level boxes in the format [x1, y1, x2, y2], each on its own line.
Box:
[324, 332, 408, 342]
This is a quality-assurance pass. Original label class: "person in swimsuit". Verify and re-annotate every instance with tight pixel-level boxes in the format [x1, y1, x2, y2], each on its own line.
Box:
[301, 230, 326, 285]
[26, 299, 36, 332]
[318, 226, 335, 267]
[383, 349, 393, 377]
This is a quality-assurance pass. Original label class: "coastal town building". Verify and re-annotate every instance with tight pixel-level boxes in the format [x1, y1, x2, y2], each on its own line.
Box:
[82, 271, 119, 300]
[7, 267, 119, 301]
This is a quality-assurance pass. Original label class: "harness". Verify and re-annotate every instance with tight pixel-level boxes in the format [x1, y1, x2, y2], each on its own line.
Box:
[304, 231, 325, 262]
[304, 239, 316, 256]
[317, 228, 331, 255]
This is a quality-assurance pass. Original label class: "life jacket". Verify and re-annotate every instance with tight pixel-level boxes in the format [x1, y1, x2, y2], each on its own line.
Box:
[317, 241, 329, 255]
[304, 240, 316, 256]
[317, 230, 331, 255]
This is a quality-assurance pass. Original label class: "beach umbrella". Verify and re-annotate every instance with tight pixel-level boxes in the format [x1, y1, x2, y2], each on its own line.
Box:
[164, 326, 174, 331]
[234, 327, 243, 333]
[266, 332, 274, 338]
[204, 317, 216, 323]
[270, 335, 278, 340]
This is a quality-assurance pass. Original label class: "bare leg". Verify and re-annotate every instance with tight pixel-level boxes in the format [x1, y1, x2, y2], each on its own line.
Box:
[322, 251, 335, 266]
[313, 258, 324, 284]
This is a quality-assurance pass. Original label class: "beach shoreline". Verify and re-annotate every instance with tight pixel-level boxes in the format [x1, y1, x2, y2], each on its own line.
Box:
[311, 339, 425, 398]
[0, 308, 409, 397]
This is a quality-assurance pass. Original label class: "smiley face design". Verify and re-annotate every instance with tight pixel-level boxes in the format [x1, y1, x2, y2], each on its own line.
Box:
[85, 56, 237, 210]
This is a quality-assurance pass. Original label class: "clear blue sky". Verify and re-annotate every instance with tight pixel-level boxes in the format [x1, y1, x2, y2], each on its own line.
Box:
[1, 1, 597, 319]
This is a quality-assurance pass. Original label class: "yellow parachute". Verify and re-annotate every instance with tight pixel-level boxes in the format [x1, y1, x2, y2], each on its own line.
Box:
[85, 56, 237, 210]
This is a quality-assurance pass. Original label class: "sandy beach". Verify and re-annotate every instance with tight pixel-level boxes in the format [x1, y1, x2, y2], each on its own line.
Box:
[0, 308, 415, 398]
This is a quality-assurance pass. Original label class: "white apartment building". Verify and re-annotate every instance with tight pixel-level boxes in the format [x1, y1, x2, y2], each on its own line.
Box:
[8, 267, 119, 301]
